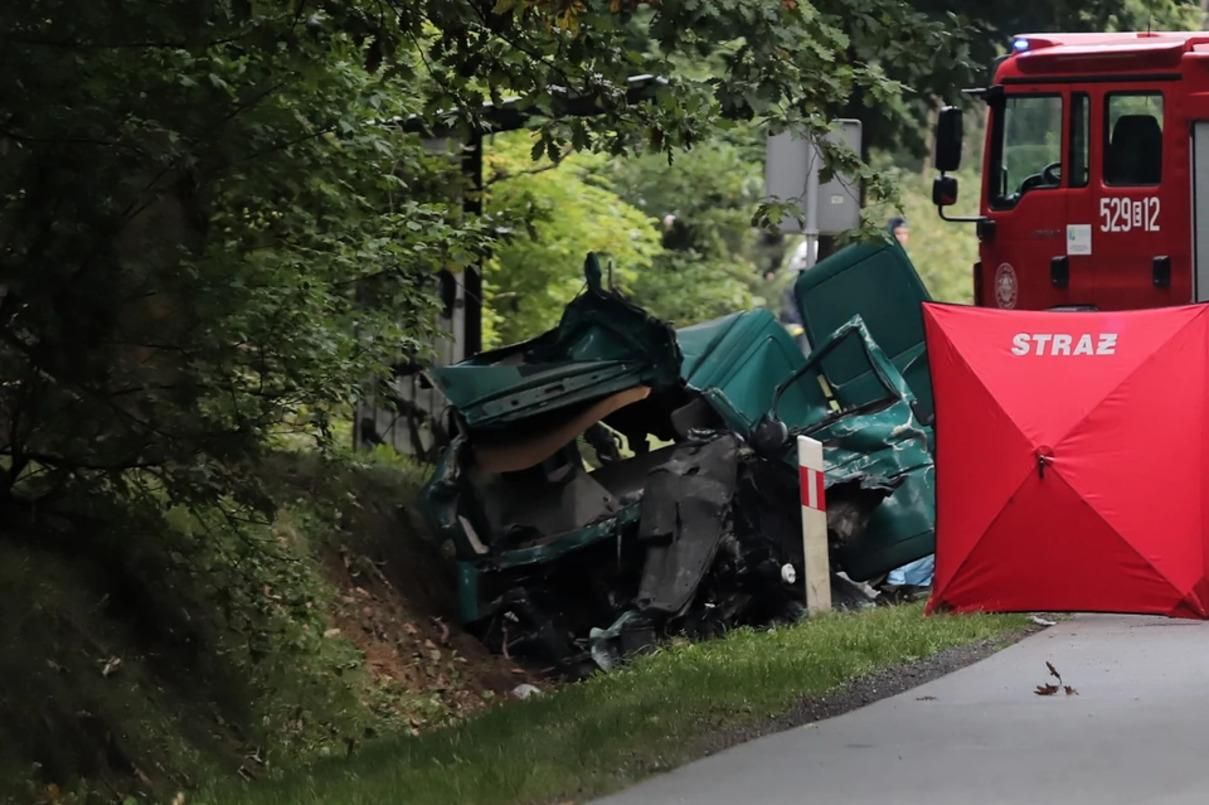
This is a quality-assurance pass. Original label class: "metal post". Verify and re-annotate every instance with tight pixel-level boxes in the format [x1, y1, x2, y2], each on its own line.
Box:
[804, 140, 821, 270]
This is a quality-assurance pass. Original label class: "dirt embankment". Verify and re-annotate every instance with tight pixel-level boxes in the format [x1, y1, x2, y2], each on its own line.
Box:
[291, 455, 543, 729]
[322, 545, 538, 732]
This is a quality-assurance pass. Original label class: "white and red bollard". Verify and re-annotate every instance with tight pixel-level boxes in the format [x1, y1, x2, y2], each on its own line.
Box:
[797, 435, 831, 613]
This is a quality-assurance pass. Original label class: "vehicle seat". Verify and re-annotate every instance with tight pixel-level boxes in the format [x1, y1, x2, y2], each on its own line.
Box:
[1105, 115, 1161, 185]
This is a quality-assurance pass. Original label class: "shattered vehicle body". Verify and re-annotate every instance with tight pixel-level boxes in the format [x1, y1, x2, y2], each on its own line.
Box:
[422, 253, 934, 676]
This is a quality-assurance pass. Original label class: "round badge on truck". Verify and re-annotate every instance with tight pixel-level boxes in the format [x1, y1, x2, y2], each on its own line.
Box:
[994, 263, 1017, 309]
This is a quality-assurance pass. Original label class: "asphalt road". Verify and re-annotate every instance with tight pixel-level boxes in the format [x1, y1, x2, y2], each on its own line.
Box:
[597, 615, 1209, 805]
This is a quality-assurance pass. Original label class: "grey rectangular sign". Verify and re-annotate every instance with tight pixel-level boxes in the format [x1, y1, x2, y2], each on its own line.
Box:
[765, 119, 862, 236]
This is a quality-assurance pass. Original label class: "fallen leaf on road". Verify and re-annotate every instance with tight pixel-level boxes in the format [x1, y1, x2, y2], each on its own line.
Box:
[916, 695, 937, 701]
[1045, 661, 1062, 684]
[1034, 684, 1059, 696]
[1064, 686, 1078, 696]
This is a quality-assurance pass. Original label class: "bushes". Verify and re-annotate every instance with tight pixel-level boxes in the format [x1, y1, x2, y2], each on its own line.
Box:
[0, 451, 477, 802]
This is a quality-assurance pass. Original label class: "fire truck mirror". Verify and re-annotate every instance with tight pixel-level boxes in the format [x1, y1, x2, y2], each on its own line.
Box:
[933, 175, 959, 208]
[935, 106, 963, 173]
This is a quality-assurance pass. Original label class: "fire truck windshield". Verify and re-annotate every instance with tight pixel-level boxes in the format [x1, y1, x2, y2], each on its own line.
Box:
[989, 94, 1063, 209]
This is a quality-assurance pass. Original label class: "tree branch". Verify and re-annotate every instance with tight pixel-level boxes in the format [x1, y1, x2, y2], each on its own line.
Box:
[0, 126, 140, 151]
[485, 155, 569, 185]
[5, 32, 255, 51]
[9, 451, 164, 472]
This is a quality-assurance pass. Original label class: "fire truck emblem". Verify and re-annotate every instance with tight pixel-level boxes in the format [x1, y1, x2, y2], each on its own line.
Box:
[994, 263, 1017, 309]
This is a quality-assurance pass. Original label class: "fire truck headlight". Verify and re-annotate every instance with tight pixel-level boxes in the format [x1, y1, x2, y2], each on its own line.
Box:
[1012, 38, 1029, 52]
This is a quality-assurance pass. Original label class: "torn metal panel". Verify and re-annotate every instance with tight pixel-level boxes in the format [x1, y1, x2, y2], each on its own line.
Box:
[762, 315, 936, 580]
[677, 309, 814, 438]
[479, 587, 593, 676]
[636, 434, 741, 616]
[820, 483, 884, 547]
[831, 572, 882, 610]
[429, 432, 644, 628]
[431, 255, 683, 434]
[589, 610, 653, 672]
[794, 240, 935, 423]
[673, 307, 935, 578]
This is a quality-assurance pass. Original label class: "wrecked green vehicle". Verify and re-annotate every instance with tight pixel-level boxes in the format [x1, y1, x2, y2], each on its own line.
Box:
[422, 249, 934, 675]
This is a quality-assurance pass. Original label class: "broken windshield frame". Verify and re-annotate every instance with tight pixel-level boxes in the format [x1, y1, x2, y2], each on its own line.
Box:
[988, 93, 1064, 210]
[769, 317, 908, 433]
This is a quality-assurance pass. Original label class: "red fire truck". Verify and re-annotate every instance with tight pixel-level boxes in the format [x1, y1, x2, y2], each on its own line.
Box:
[933, 31, 1209, 311]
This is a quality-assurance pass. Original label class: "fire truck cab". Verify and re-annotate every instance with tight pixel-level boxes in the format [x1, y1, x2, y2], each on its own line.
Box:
[933, 32, 1209, 310]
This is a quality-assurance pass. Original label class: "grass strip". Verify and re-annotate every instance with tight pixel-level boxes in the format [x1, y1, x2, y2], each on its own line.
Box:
[199, 604, 1028, 805]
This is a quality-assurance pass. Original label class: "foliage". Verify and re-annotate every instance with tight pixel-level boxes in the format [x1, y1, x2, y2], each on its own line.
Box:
[627, 250, 757, 329]
[0, 451, 492, 802]
[0, 499, 371, 802]
[969, 0, 1202, 48]
[0, 1, 497, 520]
[867, 122, 983, 304]
[425, 0, 962, 214]
[198, 604, 1028, 805]
[484, 130, 772, 348]
[608, 137, 765, 327]
[0, 0, 971, 519]
[870, 168, 981, 303]
[0, 541, 226, 803]
[154, 504, 372, 754]
[838, 0, 1201, 158]
[483, 133, 661, 347]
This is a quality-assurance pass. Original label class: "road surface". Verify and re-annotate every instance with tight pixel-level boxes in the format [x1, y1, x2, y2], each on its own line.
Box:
[597, 615, 1209, 805]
